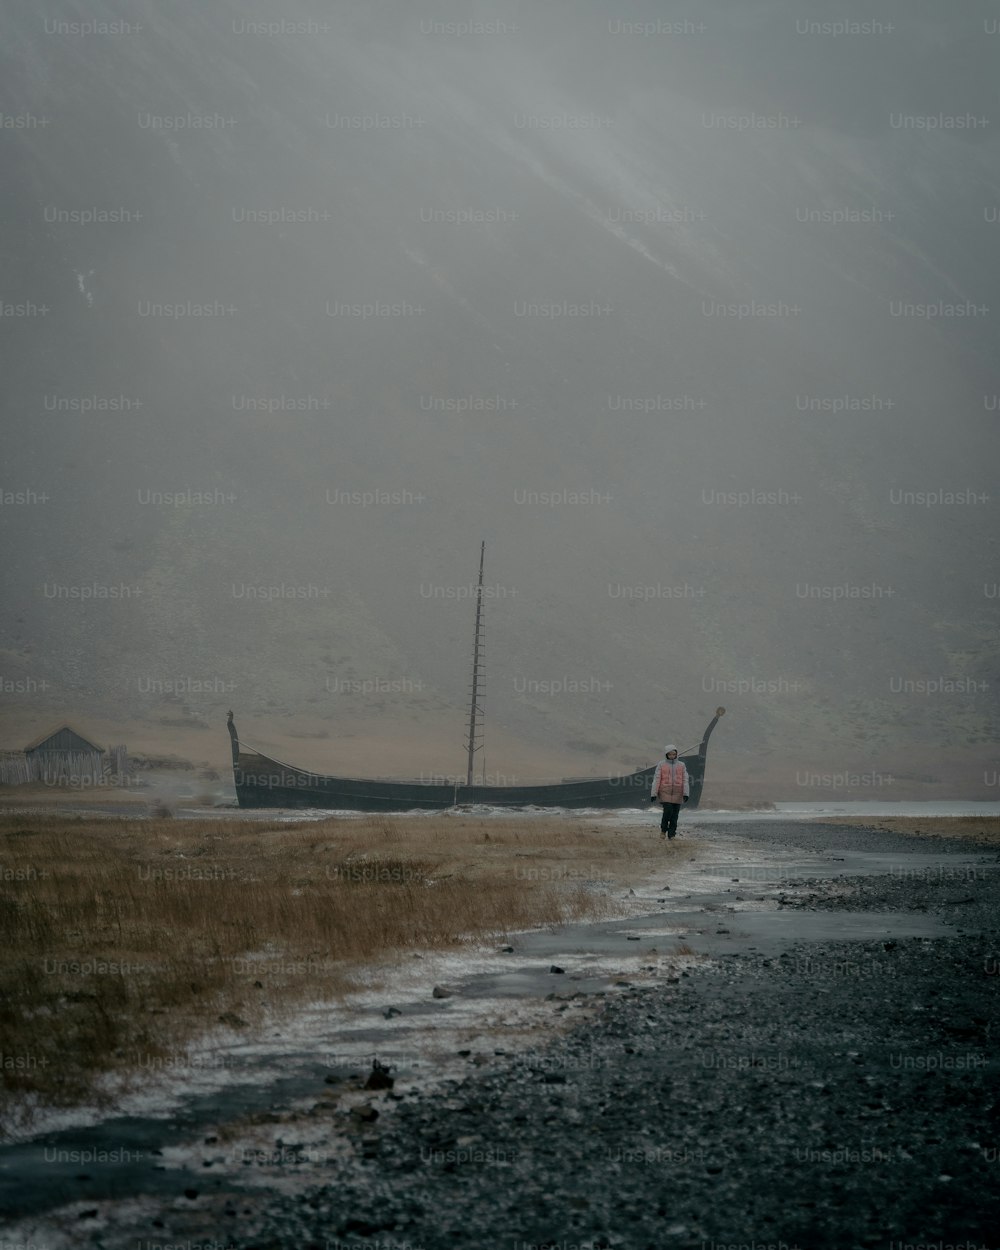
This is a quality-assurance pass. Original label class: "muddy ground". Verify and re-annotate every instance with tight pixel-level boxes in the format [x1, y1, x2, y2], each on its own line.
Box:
[2, 817, 999, 1250]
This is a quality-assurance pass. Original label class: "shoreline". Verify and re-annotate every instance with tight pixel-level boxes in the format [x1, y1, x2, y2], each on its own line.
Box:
[823, 814, 1000, 845]
[2, 816, 998, 1246]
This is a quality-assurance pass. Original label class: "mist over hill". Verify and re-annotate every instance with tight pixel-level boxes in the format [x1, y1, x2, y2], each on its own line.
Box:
[1, 0, 998, 795]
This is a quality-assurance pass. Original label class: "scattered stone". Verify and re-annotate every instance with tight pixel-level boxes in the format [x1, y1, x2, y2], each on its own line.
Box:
[217, 1011, 247, 1028]
[344, 1218, 384, 1238]
[149, 821, 1000, 1247]
[364, 1060, 394, 1091]
[550, 964, 565, 974]
[349, 1104, 379, 1123]
[432, 985, 452, 999]
[383, 1006, 402, 1018]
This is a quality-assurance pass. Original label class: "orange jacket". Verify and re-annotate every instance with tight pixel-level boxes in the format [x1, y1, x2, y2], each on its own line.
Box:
[652, 758, 689, 802]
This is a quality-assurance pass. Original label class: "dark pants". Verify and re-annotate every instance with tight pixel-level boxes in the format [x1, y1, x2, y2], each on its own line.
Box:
[660, 802, 681, 836]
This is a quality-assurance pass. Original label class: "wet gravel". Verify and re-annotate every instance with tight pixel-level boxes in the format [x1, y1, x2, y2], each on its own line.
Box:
[19, 820, 1000, 1249]
[729, 816, 999, 861]
[219, 821, 1000, 1250]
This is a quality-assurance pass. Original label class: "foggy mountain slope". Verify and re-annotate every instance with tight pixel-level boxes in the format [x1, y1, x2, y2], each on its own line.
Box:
[1, 0, 997, 786]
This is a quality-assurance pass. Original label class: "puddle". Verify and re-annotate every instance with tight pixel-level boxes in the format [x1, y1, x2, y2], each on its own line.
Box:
[481, 902, 952, 968]
[1, 825, 990, 1227]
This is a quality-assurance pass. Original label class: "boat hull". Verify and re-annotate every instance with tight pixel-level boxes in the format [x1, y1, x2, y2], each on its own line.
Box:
[227, 711, 723, 811]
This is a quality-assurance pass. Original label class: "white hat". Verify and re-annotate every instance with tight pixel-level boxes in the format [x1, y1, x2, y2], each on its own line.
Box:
[664, 744, 678, 755]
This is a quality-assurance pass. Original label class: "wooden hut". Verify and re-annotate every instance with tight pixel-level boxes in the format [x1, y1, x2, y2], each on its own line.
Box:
[23, 724, 105, 785]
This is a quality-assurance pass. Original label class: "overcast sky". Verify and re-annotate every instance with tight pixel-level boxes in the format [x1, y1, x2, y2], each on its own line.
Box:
[1, 0, 997, 791]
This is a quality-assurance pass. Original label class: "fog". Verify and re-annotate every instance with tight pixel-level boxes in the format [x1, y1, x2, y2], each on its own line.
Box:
[2, 0, 997, 796]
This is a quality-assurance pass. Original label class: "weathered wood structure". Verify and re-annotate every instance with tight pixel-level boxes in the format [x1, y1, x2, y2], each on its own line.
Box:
[24, 725, 104, 786]
[225, 545, 726, 811]
[227, 708, 726, 811]
[0, 726, 130, 787]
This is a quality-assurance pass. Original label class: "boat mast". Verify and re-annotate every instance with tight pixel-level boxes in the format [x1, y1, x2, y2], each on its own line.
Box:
[465, 540, 486, 787]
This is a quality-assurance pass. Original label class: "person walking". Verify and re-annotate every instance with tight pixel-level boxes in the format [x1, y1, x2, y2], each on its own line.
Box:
[650, 744, 689, 839]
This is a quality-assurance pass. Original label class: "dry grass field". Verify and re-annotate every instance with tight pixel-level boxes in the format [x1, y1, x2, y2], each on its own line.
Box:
[0, 810, 666, 1125]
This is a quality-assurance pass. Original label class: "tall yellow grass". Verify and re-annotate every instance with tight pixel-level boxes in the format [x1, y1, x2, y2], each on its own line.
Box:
[0, 810, 667, 1122]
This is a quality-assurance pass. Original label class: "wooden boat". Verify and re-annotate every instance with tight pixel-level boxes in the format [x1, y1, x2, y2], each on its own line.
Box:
[226, 542, 725, 811]
[227, 707, 726, 811]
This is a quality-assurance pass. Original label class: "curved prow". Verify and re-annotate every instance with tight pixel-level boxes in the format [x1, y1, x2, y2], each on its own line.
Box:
[687, 707, 725, 810]
[698, 706, 726, 757]
[227, 710, 240, 766]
